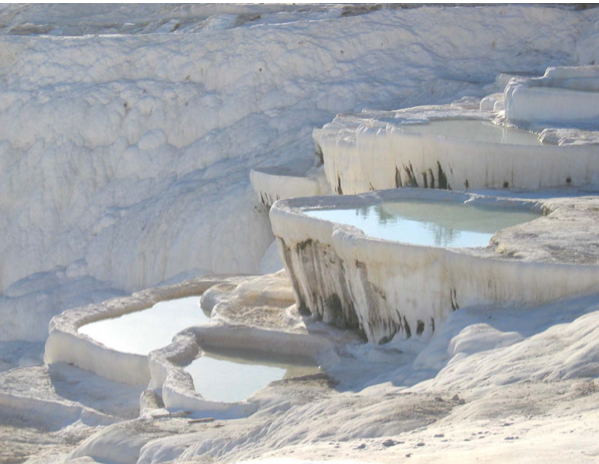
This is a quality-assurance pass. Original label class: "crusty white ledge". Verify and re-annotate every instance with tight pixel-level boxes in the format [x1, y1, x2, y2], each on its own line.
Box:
[314, 110, 599, 195]
[270, 189, 599, 344]
[148, 322, 337, 419]
[44, 273, 338, 416]
[505, 65, 599, 125]
[250, 164, 330, 207]
[44, 276, 232, 385]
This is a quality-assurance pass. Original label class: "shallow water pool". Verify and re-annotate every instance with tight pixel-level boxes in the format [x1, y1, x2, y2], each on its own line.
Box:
[185, 347, 320, 403]
[400, 120, 542, 145]
[305, 200, 539, 248]
[79, 296, 208, 355]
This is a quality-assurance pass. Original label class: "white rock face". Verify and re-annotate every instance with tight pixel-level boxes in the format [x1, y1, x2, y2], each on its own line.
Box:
[7, 4, 593, 342]
[479, 93, 504, 111]
[250, 163, 331, 208]
[6, 5, 599, 462]
[505, 66, 599, 125]
[314, 109, 599, 196]
[0, 4, 594, 289]
[0, 267, 125, 342]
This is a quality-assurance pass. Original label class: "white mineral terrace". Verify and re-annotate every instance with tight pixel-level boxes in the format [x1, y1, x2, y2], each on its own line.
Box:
[505, 65, 599, 126]
[43, 277, 231, 385]
[43, 274, 336, 417]
[250, 159, 330, 208]
[148, 316, 336, 418]
[314, 114, 599, 195]
[6, 4, 599, 463]
[506, 86, 599, 126]
[270, 189, 599, 344]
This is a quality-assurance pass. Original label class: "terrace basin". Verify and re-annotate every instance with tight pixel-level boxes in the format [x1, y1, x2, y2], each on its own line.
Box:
[79, 296, 208, 356]
[505, 65, 599, 125]
[315, 117, 599, 195]
[185, 347, 320, 403]
[271, 190, 599, 344]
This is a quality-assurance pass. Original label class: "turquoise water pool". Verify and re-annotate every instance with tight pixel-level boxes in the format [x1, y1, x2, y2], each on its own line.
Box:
[185, 347, 320, 403]
[79, 296, 208, 355]
[305, 200, 538, 248]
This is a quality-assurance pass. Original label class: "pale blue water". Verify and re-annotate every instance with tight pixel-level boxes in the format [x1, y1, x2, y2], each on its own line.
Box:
[80, 297, 320, 402]
[186, 348, 320, 403]
[400, 120, 542, 145]
[305, 200, 539, 248]
[79, 296, 207, 355]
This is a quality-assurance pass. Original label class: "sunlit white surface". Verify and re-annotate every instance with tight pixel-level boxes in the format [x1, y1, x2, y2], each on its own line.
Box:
[79, 296, 207, 355]
[305, 200, 539, 248]
[186, 348, 320, 403]
[401, 120, 542, 145]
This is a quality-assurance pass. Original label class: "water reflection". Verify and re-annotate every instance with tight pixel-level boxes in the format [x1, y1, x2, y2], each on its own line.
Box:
[185, 347, 320, 403]
[79, 296, 207, 355]
[307, 200, 538, 248]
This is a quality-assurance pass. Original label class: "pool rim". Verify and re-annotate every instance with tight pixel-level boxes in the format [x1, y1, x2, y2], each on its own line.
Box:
[274, 188, 546, 252]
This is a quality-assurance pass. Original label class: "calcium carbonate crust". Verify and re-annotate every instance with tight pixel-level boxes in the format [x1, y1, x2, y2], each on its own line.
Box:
[44, 276, 237, 385]
[250, 162, 331, 208]
[314, 108, 599, 196]
[148, 323, 337, 419]
[270, 189, 599, 344]
[505, 65, 599, 126]
[44, 274, 338, 418]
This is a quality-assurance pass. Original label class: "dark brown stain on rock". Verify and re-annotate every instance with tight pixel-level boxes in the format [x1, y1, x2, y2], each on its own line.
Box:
[395, 167, 403, 188]
[437, 161, 449, 190]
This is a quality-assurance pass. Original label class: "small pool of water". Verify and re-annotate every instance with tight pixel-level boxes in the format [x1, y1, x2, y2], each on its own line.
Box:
[400, 120, 542, 145]
[305, 200, 539, 248]
[79, 296, 208, 355]
[185, 347, 320, 403]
